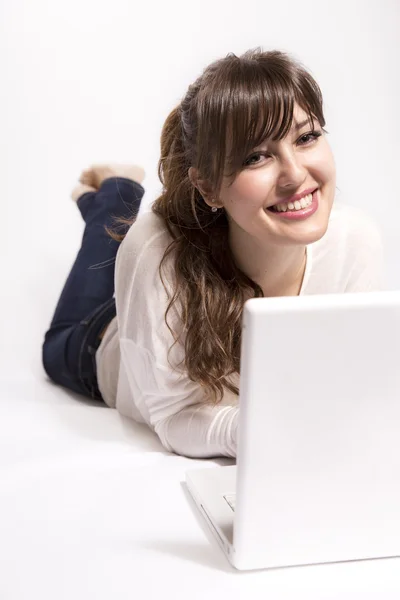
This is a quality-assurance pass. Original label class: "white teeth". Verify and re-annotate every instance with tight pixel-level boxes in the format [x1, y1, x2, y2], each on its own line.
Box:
[271, 193, 313, 213]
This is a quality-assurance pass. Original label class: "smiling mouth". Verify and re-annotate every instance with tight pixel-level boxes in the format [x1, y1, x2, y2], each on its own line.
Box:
[267, 192, 314, 213]
[265, 189, 320, 221]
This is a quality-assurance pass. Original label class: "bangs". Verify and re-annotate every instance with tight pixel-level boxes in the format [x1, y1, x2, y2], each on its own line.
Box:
[225, 85, 312, 174]
[195, 51, 325, 191]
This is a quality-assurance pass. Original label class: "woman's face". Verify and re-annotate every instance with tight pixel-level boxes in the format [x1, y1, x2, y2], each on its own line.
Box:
[216, 104, 336, 248]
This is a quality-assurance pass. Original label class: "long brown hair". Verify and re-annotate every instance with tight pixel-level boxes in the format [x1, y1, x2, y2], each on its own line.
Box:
[119, 49, 326, 402]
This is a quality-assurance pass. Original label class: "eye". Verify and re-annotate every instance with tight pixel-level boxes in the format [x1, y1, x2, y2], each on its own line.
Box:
[298, 130, 323, 146]
[243, 152, 270, 167]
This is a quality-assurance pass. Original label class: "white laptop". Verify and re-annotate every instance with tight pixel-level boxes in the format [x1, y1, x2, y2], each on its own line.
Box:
[186, 291, 400, 571]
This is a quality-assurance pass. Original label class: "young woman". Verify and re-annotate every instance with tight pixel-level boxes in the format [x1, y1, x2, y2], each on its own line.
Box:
[42, 49, 383, 459]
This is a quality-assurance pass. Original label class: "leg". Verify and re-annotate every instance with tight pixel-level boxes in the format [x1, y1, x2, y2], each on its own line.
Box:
[42, 169, 145, 399]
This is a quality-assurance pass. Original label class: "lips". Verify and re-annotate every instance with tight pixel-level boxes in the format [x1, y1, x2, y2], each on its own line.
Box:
[266, 188, 320, 221]
[268, 187, 319, 210]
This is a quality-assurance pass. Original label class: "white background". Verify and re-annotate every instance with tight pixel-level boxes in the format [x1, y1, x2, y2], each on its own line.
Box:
[1, 1, 400, 598]
[1, 0, 399, 380]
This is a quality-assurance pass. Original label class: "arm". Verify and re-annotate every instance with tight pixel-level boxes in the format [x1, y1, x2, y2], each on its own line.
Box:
[155, 403, 238, 459]
[119, 337, 238, 458]
[115, 214, 239, 458]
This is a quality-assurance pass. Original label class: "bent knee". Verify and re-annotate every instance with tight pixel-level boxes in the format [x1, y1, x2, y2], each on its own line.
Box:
[42, 327, 73, 385]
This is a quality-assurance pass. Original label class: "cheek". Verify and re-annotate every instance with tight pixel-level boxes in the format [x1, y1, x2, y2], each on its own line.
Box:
[314, 143, 336, 184]
[225, 171, 273, 209]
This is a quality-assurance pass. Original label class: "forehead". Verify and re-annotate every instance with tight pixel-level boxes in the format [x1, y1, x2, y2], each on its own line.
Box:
[288, 104, 317, 132]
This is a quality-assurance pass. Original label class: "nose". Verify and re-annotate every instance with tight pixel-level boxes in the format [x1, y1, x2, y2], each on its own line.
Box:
[276, 151, 307, 191]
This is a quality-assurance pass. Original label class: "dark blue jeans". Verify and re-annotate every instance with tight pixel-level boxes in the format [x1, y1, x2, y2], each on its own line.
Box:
[42, 177, 145, 400]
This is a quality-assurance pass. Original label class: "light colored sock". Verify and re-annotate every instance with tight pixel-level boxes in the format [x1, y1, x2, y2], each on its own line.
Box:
[78, 164, 145, 189]
[71, 183, 96, 203]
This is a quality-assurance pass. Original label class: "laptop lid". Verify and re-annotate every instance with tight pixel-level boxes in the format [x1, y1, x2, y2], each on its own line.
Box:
[233, 291, 400, 570]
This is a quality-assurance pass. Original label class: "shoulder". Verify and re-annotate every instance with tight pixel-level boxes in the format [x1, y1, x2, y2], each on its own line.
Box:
[115, 209, 176, 294]
[313, 201, 382, 259]
[328, 202, 381, 246]
[306, 202, 384, 293]
[119, 209, 173, 258]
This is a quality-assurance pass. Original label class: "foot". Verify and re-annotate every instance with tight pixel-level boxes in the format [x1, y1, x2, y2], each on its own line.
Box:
[71, 183, 96, 203]
[78, 164, 145, 190]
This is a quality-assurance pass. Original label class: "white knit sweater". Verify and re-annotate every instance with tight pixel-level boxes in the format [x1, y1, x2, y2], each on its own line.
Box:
[96, 202, 384, 458]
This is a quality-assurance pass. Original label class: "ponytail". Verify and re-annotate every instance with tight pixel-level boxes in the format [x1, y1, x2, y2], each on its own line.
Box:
[158, 106, 185, 188]
[154, 105, 199, 227]
[114, 50, 327, 403]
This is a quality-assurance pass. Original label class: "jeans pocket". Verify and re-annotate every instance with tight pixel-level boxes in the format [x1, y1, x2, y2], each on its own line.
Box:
[77, 298, 116, 398]
[79, 297, 116, 328]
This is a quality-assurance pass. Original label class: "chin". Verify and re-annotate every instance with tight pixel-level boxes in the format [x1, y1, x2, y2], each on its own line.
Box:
[273, 214, 330, 247]
[299, 219, 329, 245]
[288, 198, 332, 245]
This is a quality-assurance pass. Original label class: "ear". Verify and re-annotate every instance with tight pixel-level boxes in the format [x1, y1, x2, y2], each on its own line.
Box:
[188, 167, 222, 208]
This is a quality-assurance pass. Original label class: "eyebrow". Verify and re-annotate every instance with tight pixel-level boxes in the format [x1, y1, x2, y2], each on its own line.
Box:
[253, 117, 318, 151]
[292, 118, 316, 131]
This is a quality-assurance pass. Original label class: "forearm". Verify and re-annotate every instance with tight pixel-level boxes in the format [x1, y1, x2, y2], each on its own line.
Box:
[155, 403, 239, 458]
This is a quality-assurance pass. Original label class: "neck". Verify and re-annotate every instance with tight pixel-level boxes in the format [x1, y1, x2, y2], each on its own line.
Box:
[229, 228, 307, 297]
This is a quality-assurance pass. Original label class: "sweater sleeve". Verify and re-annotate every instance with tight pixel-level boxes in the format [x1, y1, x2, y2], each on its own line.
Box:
[155, 403, 238, 458]
[114, 213, 239, 458]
